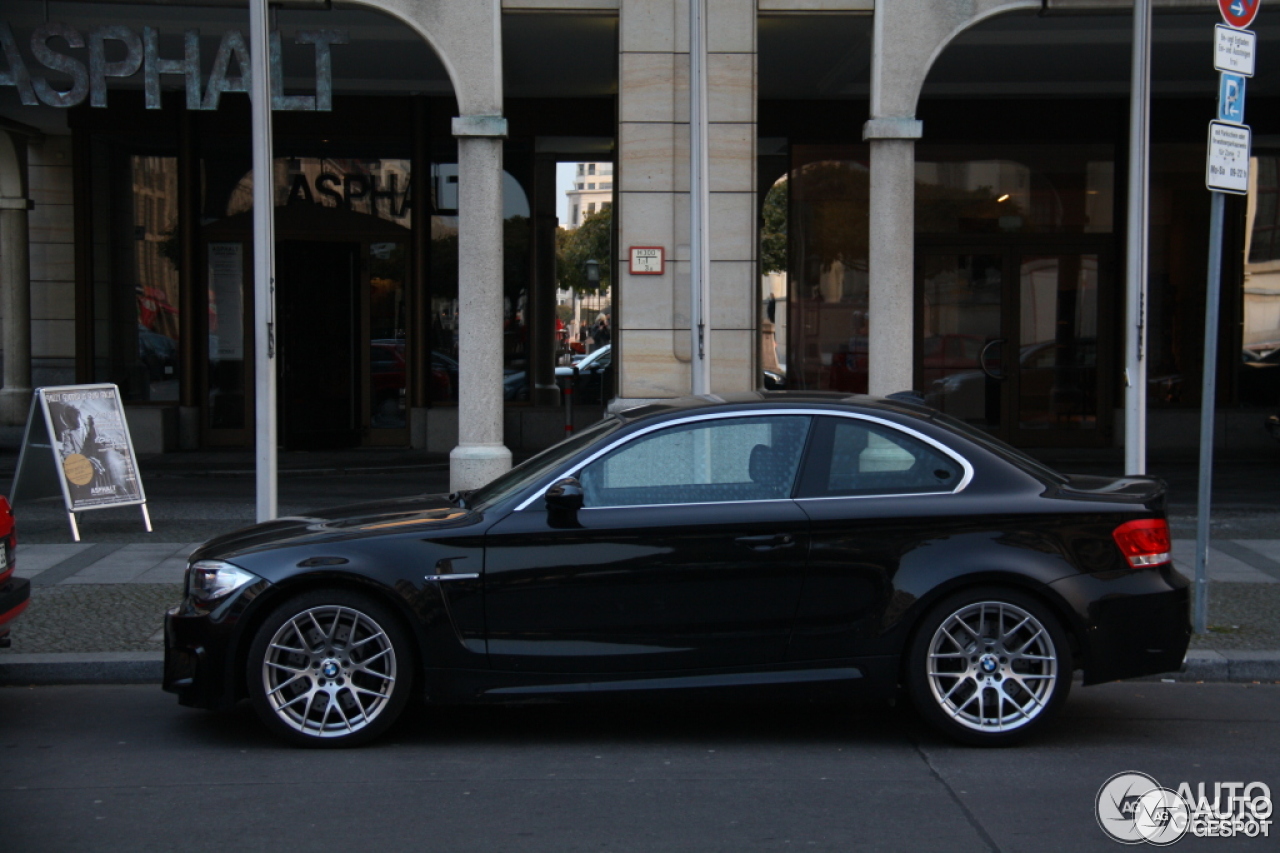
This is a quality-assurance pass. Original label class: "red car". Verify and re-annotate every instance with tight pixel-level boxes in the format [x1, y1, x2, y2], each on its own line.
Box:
[0, 497, 26, 648]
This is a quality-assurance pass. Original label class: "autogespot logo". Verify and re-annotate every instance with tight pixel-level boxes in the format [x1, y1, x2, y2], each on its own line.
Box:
[1097, 771, 1273, 844]
[1096, 772, 1189, 845]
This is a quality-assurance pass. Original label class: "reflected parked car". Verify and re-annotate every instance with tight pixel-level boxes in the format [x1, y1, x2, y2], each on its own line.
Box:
[1241, 346, 1280, 407]
[138, 325, 178, 382]
[0, 497, 26, 649]
[504, 344, 613, 403]
[164, 391, 1189, 748]
[370, 341, 455, 407]
[926, 340, 1099, 426]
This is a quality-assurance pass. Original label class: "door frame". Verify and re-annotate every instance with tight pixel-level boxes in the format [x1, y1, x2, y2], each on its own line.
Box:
[915, 234, 1117, 448]
[197, 229, 413, 448]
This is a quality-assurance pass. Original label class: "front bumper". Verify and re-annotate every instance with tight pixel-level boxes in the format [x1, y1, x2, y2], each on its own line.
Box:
[1050, 565, 1191, 685]
[0, 576, 30, 646]
[163, 580, 270, 710]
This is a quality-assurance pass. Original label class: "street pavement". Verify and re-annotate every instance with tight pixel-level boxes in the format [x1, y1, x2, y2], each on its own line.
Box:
[1, 444, 1279, 685]
[1, 681, 1277, 851]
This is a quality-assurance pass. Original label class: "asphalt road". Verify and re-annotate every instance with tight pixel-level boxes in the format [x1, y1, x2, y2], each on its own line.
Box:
[2, 683, 1277, 851]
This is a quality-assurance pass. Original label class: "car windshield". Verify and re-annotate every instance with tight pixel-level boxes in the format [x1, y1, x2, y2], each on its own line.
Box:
[929, 411, 1068, 485]
[466, 416, 623, 509]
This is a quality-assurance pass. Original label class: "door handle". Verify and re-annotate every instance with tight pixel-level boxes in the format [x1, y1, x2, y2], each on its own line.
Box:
[735, 533, 795, 551]
[979, 338, 1007, 381]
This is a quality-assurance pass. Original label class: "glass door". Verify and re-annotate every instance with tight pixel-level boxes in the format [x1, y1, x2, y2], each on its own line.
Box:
[920, 252, 1010, 433]
[1014, 253, 1101, 437]
[366, 241, 410, 444]
[918, 244, 1112, 447]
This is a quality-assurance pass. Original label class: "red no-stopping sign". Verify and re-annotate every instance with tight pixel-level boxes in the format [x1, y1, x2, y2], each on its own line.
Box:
[1219, 0, 1261, 29]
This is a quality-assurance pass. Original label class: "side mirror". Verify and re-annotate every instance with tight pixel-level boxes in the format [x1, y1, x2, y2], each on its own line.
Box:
[544, 477, 585, 513]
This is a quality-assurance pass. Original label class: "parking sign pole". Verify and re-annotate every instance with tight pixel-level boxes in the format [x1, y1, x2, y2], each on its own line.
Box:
[1194, 0, 1259, 633]
[1194, 192, 1225, 635]
[249, 0, 278, 521]
[1123, 0, 1153, 476]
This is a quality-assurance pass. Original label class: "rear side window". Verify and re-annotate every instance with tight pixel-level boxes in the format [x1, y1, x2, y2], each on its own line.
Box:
[797, 417, 963, 498]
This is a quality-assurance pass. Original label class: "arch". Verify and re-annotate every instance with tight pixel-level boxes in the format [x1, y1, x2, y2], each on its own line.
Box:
[0, 125, 35, 425]
[344, 0, 502, 116]
[870, 0, 1039, 120]
[0, 129, 29, 200]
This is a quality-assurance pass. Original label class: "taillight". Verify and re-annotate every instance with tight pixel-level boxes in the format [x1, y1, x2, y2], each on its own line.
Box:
[1112, 518, 1171, 568]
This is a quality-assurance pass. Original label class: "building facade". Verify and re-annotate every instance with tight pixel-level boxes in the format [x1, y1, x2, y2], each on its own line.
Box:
[0, 1, 1276, 489]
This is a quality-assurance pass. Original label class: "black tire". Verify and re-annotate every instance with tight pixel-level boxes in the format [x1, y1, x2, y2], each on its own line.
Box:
[906, 586, 1072, 746]
[246, 588, 414, 747]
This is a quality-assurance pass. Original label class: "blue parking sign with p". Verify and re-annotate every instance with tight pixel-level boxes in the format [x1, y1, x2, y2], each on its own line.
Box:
[1218, 73, 1246, 124]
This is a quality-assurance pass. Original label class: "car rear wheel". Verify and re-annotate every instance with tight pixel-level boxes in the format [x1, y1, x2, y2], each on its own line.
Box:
[907, 587, 1072, 746]
[247, 589, 413, 747]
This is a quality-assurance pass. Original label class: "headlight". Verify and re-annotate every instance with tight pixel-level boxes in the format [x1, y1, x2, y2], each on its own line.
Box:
[187, 560, 260, 604]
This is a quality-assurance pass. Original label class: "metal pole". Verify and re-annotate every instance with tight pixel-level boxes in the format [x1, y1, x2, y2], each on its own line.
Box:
[689, 0, 711, 395]
[1124, 0, 1152, 475]
[249, 0, 277, 521]
[1194, 191, 1226, 634]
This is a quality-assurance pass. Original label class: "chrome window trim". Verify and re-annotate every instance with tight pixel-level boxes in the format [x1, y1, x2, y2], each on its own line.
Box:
[579, 497, 799, 512]
[513, 408, 974, 512]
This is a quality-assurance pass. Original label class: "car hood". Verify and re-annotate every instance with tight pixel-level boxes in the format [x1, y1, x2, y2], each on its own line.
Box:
[191, 493, 478, 562]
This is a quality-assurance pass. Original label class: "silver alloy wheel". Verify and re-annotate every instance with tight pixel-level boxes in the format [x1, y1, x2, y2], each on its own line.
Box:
[260, 604, 398, 738]
[925, 600, 1059, 734]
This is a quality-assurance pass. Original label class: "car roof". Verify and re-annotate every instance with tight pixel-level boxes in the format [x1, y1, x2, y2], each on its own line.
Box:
[612, 391, 938, 425]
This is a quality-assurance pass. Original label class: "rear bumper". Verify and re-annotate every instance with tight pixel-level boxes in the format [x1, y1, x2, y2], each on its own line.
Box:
[1050, 565, 1191, 685]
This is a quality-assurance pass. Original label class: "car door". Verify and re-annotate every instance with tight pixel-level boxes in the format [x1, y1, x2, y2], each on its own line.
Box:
[483, 413, 813, 674]
[788, 414, 971, 661]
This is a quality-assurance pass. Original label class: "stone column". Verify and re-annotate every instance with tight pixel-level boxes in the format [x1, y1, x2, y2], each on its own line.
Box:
[616, 0, 757, 401]
[450, 117, 512, 492]
[863, 119, 921, 396]
[0, 130, 32, 426]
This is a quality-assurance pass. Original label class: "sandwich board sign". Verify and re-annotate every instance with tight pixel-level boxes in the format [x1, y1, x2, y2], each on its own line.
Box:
[10, 384, 152, 541]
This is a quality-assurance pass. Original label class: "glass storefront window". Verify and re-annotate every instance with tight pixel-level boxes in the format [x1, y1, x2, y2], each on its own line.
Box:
[219, 157, 413, 227]
[133, 156, 181, 401]
[782, 143, 1115, 400]
[1241, 154, 1280, 407]
[91, 144, 180, 403]
[427, 165, 530, 403]
[369, 241, 408, 427]
[206, 242, 245, 429]
[788, 146, 871, 393]
[916, 145, 1114, 235]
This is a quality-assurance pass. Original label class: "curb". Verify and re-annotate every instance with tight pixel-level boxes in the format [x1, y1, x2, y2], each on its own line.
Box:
[1173, 649, 1280, 683]
[0, 652, 163, 685]
[2, 651, 1280, 687]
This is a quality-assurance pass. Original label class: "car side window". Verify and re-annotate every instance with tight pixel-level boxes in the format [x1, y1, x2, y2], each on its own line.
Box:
[578, 415, 811, 508]
[798, 417, 962, 498]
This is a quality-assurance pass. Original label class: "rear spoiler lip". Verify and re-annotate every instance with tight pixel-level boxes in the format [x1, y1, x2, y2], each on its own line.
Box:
[1054, 474, 1168, 511]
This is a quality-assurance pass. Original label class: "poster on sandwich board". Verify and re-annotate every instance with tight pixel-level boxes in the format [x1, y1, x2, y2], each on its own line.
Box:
[10, 384, 151, 541]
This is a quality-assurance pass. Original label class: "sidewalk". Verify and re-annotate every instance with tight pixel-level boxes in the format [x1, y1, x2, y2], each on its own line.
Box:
[1, 445, 1279, 685]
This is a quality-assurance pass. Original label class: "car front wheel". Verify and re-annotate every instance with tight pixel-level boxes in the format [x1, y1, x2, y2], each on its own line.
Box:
[907, 587, 1072, 746]
[247, 589, 413, 747]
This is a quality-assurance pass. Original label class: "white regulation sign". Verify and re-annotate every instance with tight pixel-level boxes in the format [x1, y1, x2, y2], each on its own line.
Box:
[1206, 121, 1251, 194]
[1215, 24, 1256, 77]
